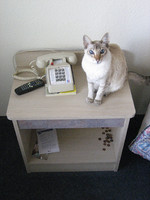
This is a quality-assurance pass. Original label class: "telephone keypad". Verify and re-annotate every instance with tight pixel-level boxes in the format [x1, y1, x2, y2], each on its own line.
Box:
[55, 68, 66, 82]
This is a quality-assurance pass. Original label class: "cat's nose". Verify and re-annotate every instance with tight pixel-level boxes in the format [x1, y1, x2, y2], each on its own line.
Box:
[95, 55, 101, 63]
[96, 57, 100, 64]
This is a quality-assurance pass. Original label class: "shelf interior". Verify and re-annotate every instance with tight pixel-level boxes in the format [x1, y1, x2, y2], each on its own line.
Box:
[28, 128, 117, 165]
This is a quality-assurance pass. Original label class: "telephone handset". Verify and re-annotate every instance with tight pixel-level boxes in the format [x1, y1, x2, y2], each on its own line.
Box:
[36, 52, 77, 94]
[36, 52, 77, 69]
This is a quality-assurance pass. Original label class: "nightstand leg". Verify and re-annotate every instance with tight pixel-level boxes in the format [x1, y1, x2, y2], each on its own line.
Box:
[12, 120, 31, 173]
[114, 118, 130, 171]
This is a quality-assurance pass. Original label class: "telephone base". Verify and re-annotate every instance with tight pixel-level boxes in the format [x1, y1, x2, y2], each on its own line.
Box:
[45, 84, 76, 97]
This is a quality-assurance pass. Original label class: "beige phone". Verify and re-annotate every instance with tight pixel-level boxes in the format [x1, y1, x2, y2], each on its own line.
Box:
[36, 52, 77, 94]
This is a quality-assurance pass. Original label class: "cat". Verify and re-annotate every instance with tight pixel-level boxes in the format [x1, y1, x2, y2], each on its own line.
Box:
[82, 32, 150, 105]
[82, 32, 127, 105]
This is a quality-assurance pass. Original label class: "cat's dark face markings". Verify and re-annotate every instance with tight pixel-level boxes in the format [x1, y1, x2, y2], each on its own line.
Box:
[83, 33, 109, 63]
[88, 42, 107, 63]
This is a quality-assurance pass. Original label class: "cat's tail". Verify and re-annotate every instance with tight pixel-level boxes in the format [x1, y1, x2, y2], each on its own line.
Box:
[128, 71, 150, 85]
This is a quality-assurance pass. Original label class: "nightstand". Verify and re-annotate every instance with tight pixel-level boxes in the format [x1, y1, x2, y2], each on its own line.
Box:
[7, 50, 135, 172]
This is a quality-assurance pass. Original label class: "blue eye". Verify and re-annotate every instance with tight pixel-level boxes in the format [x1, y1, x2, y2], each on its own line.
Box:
[100, 49, 105, 54]
[89, 50, 94, 54]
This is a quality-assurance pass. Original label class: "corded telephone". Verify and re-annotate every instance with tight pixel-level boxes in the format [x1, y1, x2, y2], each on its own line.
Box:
[13, 52, 77, 95]
[36, 52, 77, 95]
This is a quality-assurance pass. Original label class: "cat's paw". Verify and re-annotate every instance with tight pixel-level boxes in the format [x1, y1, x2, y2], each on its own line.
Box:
[94, 99, 102, 105]
[86, 97, 94, 104]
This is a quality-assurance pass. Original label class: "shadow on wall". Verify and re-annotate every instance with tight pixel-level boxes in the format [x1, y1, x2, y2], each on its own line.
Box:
[123, 50, 150, 114]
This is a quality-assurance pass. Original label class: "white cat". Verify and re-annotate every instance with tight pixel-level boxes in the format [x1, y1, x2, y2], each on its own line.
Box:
[82, 32, 127, 105]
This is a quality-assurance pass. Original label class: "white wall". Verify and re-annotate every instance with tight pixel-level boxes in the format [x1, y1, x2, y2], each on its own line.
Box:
[0, 0, 150, 115]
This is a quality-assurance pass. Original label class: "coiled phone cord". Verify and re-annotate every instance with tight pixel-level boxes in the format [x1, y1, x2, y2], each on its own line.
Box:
[13, 60, 46, 81]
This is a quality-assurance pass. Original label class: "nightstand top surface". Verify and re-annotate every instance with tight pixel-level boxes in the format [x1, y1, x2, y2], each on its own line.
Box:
[7, 51, 135, 120]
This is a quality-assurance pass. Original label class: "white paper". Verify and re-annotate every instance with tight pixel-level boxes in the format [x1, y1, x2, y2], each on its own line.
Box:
[53, 59, 63, 65]
[37, 129, 60, 154]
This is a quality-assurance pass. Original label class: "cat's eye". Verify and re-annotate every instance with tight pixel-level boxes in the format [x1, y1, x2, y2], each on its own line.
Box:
[100, 49, 105, 54]
[89, 50, 94, 55]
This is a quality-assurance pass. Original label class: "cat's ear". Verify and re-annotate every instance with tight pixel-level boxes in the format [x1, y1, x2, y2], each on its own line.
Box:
[101, 32, 109, 47]
[83, 35, 92, 49]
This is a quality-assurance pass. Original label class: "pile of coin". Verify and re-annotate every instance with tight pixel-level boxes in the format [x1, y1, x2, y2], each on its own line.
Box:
[98, 128, 114, 151]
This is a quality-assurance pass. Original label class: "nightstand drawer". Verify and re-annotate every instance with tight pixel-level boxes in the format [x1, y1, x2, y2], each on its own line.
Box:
[18, 119, 125, 129]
